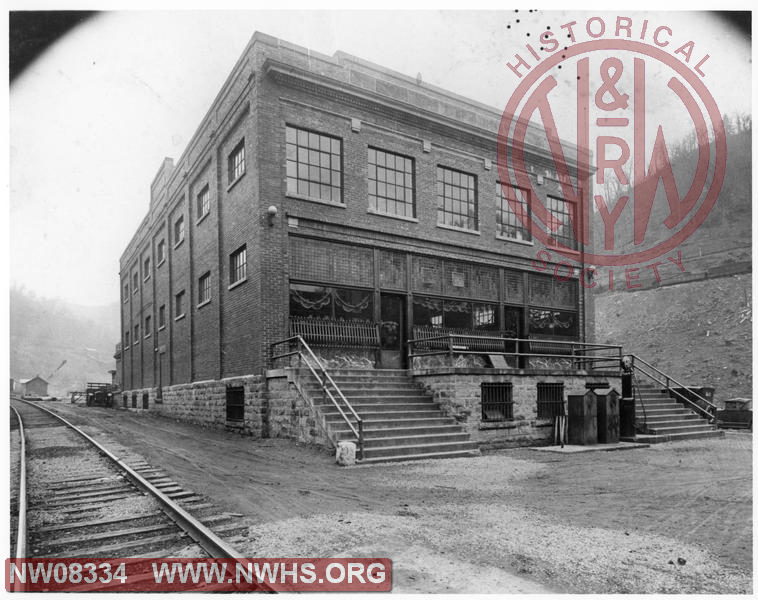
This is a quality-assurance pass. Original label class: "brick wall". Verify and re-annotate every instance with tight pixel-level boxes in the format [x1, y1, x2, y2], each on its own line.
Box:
[413, 368, 622, 449]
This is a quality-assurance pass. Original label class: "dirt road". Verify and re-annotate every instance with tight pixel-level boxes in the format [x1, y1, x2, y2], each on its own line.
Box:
[36, 403, 752, 593]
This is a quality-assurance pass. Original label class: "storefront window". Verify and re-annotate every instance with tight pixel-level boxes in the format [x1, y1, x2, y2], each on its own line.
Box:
[289, 285, 373, 321]
[473, 303, 499, 331]
[528, 308, 578, 338]
[413, 296, 443, 328]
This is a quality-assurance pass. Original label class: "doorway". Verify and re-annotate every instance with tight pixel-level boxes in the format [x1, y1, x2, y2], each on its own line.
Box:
[379, 293, 406, 369]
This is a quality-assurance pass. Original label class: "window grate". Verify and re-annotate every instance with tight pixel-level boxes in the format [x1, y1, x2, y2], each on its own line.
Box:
[481, 382, 514, 422]
[226, 386, 245, 422]
[537, 383, 565, 418]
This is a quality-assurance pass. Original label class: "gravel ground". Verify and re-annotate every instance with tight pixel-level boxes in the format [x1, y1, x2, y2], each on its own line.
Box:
[36, 403, 752, 594]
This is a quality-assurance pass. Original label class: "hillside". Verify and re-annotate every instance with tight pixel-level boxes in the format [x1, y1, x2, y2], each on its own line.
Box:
[594, 274, 752, 405]
[592, 119, 751, 291]
[9, 287, 120, 396]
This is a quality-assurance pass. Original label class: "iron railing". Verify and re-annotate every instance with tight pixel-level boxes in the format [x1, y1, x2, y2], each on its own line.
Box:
[408, 333, 623, 371]
[269, 335, 363, 458]
[629, 354, 718, 422]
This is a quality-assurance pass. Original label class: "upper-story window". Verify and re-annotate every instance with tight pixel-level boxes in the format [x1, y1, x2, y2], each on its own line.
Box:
[497, 183, 532, 243]
[144, 315, 152, 337]
[229, 245, 247, 287]
[157, 239, 166, 265]
[228, 140, 245, 184]
[436, 166, 478, 231]
[198, 272, 211, 305]
[368, 147, 415, 218]
[175, 290, 186, 319]
[286, 125, 342, 203]
[174, 216, 185, 247]
[133, 323, 140, 343]
[546, 195, 578, 250]
[197, 184, 210, 221]
[143, 256, 151, 280]
[123, 282, 129, 302]
[132, 272, 139, 293]
[124, 331, 130, 348]
[158, 304, 166, 329]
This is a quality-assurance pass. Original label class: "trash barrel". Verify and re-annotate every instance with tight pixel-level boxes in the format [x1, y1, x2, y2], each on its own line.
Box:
[567, 392, 597, 445]
[594, 387, 620, 444]
[619, 397, 636, 439]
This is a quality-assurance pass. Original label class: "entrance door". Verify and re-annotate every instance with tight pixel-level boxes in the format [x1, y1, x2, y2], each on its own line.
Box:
[379, 293, 406, 369]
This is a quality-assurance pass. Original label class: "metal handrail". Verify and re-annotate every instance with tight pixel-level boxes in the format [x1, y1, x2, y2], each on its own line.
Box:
[407, 333, 623, 370]
[270, 336, 363, 457]
[630, 368, 648, 433]
[630, 354, 718, 420]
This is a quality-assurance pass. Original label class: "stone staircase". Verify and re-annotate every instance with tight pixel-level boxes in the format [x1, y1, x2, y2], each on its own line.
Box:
[634, 381, 724, 443]
[300, 369, 480, 464]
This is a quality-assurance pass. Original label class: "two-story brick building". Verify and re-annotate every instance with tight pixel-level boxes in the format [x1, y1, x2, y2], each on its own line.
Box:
[117, 32, 620, 460]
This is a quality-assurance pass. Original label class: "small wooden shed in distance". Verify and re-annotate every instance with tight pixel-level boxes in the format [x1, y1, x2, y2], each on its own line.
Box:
[18, 376, 49, 397]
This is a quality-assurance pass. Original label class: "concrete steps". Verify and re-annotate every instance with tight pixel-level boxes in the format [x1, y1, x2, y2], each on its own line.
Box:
[634, 382, 722, 443]
[297, 368, 480, 464]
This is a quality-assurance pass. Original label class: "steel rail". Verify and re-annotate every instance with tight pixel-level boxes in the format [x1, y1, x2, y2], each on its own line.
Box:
[12, 399, 273, 592]
[10, 405, 27, 592]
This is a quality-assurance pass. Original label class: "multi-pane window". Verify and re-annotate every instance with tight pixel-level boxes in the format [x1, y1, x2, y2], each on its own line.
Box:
[158, 304, 166, 329]
[286, 125, 342, 203]
[144, 315, 152, 337]
[497, 183, 532, 242]
[197, 185, 210, 220]
[174, 215, 185, 246]
[436, 166, 478, 230]
[546, 195, 577, 250]
[368, 148, 414, 217]
[228, 140, 245, 183]
[481, 383, 514, 421]
[157, 239, 166, 264]
[230, 245, 247, 286]
[143, 256, 151, 280]
[537, 382, 565, 419]
[134, 323, 140, 343]
[198, 272, 211, 305]
[175, 290, 185, 318]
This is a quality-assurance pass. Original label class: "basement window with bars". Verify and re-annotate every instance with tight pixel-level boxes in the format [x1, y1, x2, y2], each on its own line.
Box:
[536, 382, 565, 419]
[226, 386, 245, 423]
[481, 382, 514, 422]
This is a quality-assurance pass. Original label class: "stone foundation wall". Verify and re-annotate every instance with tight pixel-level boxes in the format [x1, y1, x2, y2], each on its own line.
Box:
[118, 371, 328, 447]
[413, 368, 622, 449]
[266, 372, 331, 447]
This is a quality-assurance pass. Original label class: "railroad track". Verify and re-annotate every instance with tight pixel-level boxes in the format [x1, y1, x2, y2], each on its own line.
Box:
[10, 399, 254, 565]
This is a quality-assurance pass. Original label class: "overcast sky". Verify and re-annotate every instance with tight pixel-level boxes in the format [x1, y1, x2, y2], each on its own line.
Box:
[8, 10, 751, 306]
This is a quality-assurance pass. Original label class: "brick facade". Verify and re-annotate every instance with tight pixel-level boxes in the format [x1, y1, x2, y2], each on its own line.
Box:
[118, 33, 595, 428]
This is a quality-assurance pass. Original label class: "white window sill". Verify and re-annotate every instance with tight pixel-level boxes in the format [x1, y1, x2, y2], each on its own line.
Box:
[174, 313, 186, 322]
[496, 234, 534, 246]
[367, 208, 418, 223]
[286, 192, 345, 208]
[143, 275, 151, 282]
[196, 212, 209, 226]
[144, 333, 151, 339]
[157, 259, 166, 268]
[436, 222, 481, 236]
[158, 325, 166, 332]
[174, 238, 185, 250]
[227, 172, 245, 192]
[228, 277, 247, 291]
[197, 299, 211, 309]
